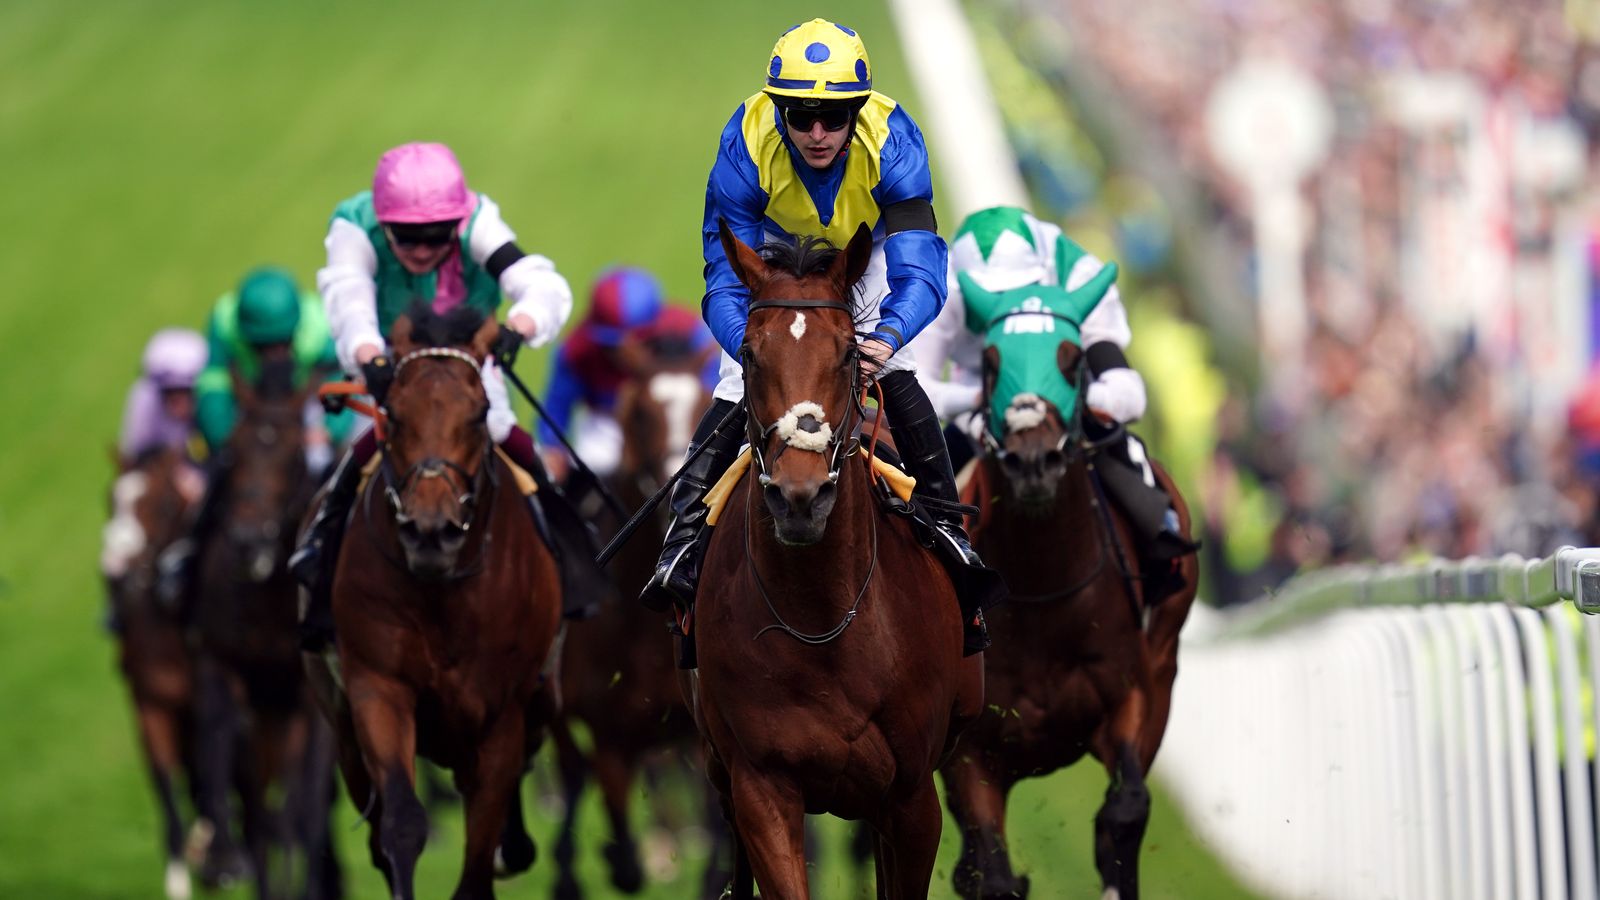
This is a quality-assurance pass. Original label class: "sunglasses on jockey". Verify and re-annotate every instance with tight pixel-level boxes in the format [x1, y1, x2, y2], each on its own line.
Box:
[781, 105, 854, 133]
[382, 220, 460, 248]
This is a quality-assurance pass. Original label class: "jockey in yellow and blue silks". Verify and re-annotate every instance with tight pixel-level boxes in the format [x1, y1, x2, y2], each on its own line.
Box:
[640, 18, 995, 653]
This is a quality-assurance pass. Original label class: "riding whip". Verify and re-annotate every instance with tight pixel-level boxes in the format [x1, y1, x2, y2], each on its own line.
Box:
[594, 398, 747, 568]
[496, 362, 629, 521]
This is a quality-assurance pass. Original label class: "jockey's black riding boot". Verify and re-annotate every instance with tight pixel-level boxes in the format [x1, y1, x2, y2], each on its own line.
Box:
[154, 453, 230, 617]
[640, 398, 746, 612]
[290, 444, 364, 651]
[878, 371, 996, 654]
[505, 434, 611, 620]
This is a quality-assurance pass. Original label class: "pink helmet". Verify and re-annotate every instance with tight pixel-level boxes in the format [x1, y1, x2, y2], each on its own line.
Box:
[371, 142, 477, 224]
[141, 328, 208, 391]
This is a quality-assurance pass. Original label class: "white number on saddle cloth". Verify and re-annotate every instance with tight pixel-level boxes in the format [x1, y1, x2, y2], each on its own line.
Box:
[1002, 297, 1056, 335]
[650, 373, 702, 471]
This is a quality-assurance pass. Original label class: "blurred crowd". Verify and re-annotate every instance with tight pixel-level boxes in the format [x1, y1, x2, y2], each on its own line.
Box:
[1018, 0, 1600, 597]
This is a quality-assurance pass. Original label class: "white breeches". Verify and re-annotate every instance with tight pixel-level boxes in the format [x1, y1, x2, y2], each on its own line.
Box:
[569, 413, 623, 477]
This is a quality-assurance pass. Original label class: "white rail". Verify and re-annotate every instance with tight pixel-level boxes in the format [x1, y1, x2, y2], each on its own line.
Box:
[1163, 548, 1600, 900]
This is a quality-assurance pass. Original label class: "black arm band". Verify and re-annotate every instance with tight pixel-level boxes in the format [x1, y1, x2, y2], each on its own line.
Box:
[881, 198, 937, 235]
[485, 242, 525, 280]
[1086, 341, 1130, 377]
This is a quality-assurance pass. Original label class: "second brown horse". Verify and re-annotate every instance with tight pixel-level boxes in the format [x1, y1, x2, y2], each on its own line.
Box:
[304, 310, 562, 900]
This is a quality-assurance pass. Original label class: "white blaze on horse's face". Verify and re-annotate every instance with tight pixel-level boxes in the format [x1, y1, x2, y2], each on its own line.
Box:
[790, 311, 807, 341]
[774, 401, 833, 453]
[648, 373, 701, 471]
[101, 471, 149, 577]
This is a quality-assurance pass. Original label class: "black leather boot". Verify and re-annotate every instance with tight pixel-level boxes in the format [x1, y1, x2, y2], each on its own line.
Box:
[289, 445, 364, 651]
[639, 398, 746, 612]
[879, 370, 997, 655]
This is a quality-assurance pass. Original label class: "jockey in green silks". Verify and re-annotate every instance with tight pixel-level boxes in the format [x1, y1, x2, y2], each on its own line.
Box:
[156, 266, 350, 607]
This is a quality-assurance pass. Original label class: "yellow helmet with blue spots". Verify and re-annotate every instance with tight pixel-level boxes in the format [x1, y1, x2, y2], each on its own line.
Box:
[764, 18, 872, 105]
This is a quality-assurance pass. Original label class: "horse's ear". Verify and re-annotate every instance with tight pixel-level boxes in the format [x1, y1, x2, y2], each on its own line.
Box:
[981, 345, 1000, 418]
[959, 271, 1004, 333]
[718, 219, 770, 291]
[614, 335, 654, 379]
[470, 314, 500, 363]
[830, 222, 874, 291]
[390, 315, 416, 358]
[1063, 260, 1118, 324]
[110, 444, 130, 472]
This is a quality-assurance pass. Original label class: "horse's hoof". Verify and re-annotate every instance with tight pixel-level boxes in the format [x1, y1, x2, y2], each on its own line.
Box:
[552, 873, 583, 900]
[197, 845, 250, 890]
[604, 840, 645, 893]
[163, 859, 191, 900]
[494, 833, 537, 879]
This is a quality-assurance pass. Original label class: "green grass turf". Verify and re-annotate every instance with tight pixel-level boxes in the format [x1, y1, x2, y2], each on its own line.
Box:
[0, 2, 1259, 896]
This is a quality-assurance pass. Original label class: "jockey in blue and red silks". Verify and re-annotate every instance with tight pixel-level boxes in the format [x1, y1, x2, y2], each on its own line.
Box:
[289, 141, 596, 649]
[539, 267, 718, 485]
[637, 18, 995, 653]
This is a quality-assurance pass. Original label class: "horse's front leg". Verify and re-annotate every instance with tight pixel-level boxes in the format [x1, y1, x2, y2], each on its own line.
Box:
[453, 709, 526, 900]
[347, 672, 427, 900]
[874, 778, 943, 900]
[192, 657, 250, 889]
[1094, 684, 1152, 900]
[729, 766, 808, 900]
[942, 752, 1027, 899]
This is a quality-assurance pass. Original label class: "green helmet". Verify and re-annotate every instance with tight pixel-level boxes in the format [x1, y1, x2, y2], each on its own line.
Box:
[236, 267, 302, 345]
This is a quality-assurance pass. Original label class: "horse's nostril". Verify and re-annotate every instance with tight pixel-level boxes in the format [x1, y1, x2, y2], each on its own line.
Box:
[1043, 450, 1065, 470]
[764, 484, 791, 518]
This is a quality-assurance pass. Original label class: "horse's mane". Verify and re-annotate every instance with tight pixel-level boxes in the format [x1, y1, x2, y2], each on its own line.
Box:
[402, 300, 488, 349]
[758, 235, 841, 282]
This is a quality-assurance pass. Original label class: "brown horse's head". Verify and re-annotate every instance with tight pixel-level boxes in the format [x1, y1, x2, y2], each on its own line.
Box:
[613, 339, 717, 489]
[981, 342, 1084, 512]
[223, 362, 313, 582]
[384, 307, 499, 579]
[719, 220, 873, 545]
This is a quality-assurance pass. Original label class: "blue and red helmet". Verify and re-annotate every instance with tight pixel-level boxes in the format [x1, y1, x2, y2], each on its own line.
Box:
[586, 267, 664, 345]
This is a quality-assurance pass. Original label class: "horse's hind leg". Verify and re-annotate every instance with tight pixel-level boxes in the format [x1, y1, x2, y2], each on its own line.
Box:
[593, 745, 645, 893]
[453, 711, 527, 900]
[729, 768, 808, 899]
[1094, 693, 1152, 900]
[942, 754, 1027, 899]
[550, 713, 587, 900]
[875, 780, 943, 900]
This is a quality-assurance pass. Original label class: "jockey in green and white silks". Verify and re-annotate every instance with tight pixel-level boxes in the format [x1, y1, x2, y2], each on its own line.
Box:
[907, 205, 1193, 563]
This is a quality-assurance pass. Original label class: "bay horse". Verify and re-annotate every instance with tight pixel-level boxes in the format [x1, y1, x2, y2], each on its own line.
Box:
[551, 336, 718, 899]
[192, 363, 342, 899]
[943, 277, 1199, 900]
[304, 308, 562, 900]
[688, 223, 983, 899]
[104, 446, 207, 899]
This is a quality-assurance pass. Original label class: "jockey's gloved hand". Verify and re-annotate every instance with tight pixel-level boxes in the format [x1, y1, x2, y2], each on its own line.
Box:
[361, 356, 394, 405]
[493, 324, 524, 369]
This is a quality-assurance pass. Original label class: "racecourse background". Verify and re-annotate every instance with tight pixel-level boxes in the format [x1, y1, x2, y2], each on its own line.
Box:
[0, 2, 1253, 897]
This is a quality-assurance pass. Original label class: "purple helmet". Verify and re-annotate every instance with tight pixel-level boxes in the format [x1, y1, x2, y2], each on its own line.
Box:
[372, 142, 477, 224]
[141, 328, 208, 391]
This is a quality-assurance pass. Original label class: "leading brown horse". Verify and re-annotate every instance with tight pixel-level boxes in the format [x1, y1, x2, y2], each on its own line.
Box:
[944, 336, 1199, 899]
[304, 308, 562, 900]
[104, 446, 206, 899]
[688, 223, 983, 899]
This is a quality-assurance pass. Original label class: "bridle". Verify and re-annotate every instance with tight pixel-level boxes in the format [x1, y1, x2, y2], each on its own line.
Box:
[739, 295, 878, 645]
[364, 346, 499, 581]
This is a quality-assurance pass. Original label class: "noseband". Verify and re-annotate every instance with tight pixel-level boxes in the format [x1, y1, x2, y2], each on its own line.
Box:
[742, 297, 864, 488]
